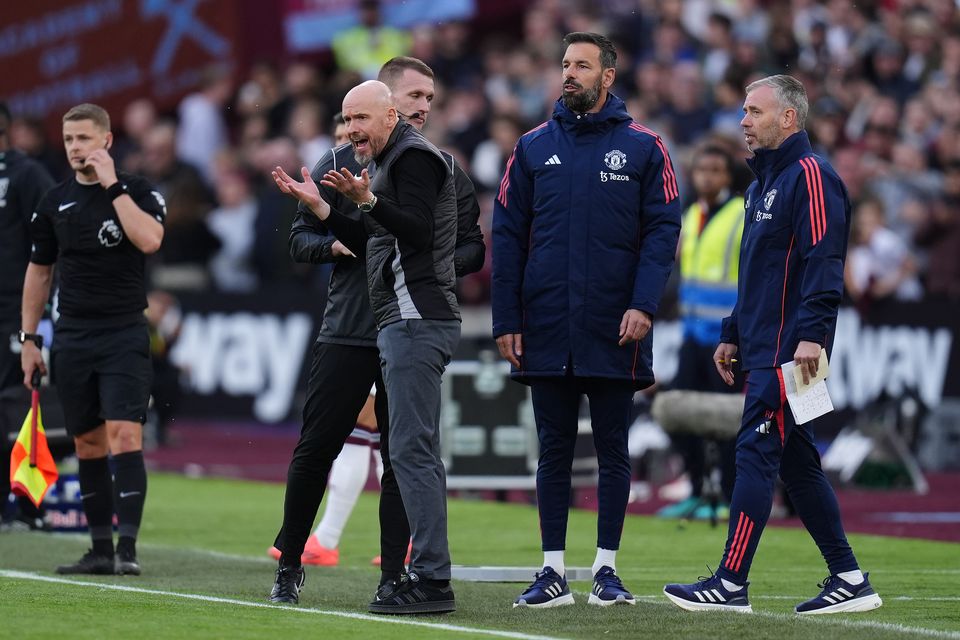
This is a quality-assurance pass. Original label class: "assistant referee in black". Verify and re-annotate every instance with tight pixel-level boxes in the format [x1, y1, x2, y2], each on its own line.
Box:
[21, 103, 165, 575]
[0, 101, 55, 529]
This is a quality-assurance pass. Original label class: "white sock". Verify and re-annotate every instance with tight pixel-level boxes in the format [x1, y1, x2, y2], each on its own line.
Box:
[544, 551, 565, 577]
[837, 569, 864, 585]
[313, 443, 370, 549]
[721, 578, 744, 592]
[592, 548, 617, 575]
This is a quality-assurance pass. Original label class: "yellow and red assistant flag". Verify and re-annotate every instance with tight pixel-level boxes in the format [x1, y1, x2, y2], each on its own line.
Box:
[9, 388, 58, 507]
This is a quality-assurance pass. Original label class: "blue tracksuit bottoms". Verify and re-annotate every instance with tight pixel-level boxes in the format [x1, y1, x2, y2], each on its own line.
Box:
[530, 375, 635, 551]
[716, 368, 859, 583]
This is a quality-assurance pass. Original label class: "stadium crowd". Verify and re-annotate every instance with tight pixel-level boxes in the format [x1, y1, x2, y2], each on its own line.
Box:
[5, 0, 960, 311]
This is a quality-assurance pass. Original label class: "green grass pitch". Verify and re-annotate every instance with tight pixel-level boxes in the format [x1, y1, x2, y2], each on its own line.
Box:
[1, 473, 958, 639]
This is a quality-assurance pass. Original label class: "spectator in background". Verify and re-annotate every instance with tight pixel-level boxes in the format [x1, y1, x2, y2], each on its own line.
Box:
[902, 11, 939, 85]
[114, 99, 158, 174]
[8, 116, 69, 180]
[268, 62, 325, 138]
[332, 0, 411, 80]
[797, 19, 831, 76]
[249, 137, 309, 287]
[662, 63, 713, 145]
[701, 12, 734, 86]
[808, 97, 847, 156]
[660, 144, 743, 520]
[141, 122, 219, 290]
[471, 113, 524, 192]
[237, 61, 286, 135]
[858, 97, 900, 172]
[869, 39, 920, 105]
[915, 158, 960, 300]
[206, 169, 259, 292]
[287, 98, 331, 169]
[845, 197, 922, 314]
[428, 21, 483, 89]
[176, 65, 233, 185]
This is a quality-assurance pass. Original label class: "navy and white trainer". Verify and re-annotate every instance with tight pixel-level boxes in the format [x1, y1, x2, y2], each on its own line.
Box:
[663, 573, 752, 613]
[513, 567, 574, 608]
[588, 566, 636, 606]
[795, 573, 882, 615]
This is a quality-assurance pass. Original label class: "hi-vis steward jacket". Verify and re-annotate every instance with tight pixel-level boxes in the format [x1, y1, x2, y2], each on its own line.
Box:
[720, 131, 851, 371]
[679, 194, 744, 345]
[492, 94, 682, 389]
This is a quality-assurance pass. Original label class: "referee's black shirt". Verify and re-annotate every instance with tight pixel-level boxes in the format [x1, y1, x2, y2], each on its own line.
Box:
[30, 172, 166, 328]
[0, 150, 55, 323]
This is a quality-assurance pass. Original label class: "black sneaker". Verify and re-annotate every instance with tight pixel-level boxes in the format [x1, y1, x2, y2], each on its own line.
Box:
[270, 565, 305, 604]
[374, 577, 402, 602]
[56, 549, 115, 575]
[368, 571, 455, 614]
[115, 544, 141, 576]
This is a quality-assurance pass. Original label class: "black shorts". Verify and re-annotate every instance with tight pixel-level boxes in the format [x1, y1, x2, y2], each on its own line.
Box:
[51, 320, 152, 436]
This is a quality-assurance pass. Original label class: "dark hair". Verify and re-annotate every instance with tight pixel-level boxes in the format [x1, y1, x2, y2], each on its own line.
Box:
[331, 111, 345, 128]
[562, 32, 617, 70]
[0, 101, 10, 129]
[378, 56, 434, 89]
[695, 143, 735, 176]
[708, 12, 733, 31]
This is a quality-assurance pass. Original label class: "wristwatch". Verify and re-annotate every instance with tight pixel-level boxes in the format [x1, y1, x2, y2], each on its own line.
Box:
[358, 193, 378, 213]
[106, 181, 129, 201]
[17, 330, 43, 349]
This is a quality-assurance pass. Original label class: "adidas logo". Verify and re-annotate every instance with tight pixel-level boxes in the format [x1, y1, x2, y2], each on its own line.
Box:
[822, 587, 855, 604]
[694, 589, 727, 603]
[544, 154, 562, 165]
[756, 421, 771, 435]
[544, 582, 564, 597]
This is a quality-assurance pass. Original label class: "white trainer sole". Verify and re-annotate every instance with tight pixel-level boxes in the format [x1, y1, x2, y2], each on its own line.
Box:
[588, 593, 637, 606]
[663, 588, 753, 613]
[796, 593, 883, 615]
[513, 593, 575, 608]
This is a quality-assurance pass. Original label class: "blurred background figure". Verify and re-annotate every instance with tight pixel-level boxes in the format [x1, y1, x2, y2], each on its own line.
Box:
[332, 0, 411, 80]
[145, 291, 183, 449]
[176, 65, 233, 186]
[660, 144, 743, 520]
[845, 197, 922, 317]
[206, 169, 260, 293]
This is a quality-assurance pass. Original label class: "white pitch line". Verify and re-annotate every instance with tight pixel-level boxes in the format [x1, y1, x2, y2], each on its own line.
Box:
[574, 590, 960, 603]
[570, 591, 960, 639]
[747, 608, 960, 640]
[0, 570, 568, 640]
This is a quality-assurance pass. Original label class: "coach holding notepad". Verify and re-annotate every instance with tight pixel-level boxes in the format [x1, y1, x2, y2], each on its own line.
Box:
[664, 75, 882, 616]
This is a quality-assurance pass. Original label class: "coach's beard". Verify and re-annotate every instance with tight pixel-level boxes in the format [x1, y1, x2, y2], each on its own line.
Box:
[562, 77, 602, 113]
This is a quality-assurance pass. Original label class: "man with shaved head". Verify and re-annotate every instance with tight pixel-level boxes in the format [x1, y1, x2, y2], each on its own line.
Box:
[271, 79, 460, 614]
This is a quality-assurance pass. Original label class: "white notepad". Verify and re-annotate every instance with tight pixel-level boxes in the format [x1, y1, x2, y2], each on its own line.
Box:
[780, 351, 834, 425]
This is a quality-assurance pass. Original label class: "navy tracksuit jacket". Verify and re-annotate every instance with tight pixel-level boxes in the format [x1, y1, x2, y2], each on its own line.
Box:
[716, 131, 859, 582]
[720, 130, 851, 368]
[492, 94, 681, 552]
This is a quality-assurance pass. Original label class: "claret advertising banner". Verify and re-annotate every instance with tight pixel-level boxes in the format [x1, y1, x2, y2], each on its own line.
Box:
[0, 0, 243, 131]
[165, 291, 960, 425]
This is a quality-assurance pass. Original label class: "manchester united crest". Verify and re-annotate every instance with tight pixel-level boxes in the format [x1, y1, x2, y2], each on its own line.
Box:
[604, 149, 627, 171]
